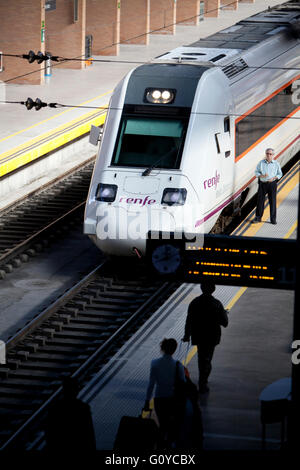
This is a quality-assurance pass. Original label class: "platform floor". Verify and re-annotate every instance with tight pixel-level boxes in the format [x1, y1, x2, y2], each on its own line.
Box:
[81, 168, 298, 451]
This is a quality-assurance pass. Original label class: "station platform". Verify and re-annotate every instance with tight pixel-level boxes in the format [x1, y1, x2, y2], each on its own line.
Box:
[80, 163, 298, 451]
[0, 0, 282, 209]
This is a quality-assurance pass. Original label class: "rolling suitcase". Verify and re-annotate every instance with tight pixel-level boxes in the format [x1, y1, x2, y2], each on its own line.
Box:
[114, 411, 159, 451]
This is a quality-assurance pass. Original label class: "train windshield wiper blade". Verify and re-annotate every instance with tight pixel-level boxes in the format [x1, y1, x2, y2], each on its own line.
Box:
[142, 149, 176, 177]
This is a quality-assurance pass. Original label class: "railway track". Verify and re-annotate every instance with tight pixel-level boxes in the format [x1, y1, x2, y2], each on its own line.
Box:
[0, 159, 95, 279]
[0, 261, 179, 450]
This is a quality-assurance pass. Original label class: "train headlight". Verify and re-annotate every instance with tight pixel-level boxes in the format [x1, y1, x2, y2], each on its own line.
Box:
[95, 183, 118, 202]
[145, 88, 175, 104]
[161, 188, 187, 206]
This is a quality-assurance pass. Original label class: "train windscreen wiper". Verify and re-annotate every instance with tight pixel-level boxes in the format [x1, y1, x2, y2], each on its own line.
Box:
[142, 148, 177, 177]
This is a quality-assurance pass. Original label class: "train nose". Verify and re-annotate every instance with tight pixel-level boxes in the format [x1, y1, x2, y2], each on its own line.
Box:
[94, 205, 176, 256]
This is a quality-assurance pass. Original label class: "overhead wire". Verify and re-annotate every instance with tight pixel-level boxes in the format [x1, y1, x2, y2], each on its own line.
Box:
[0, 99, 299, 121]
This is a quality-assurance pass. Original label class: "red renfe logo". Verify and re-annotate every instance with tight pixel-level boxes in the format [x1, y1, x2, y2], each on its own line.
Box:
[119, 195, 156, 206]
[204, 171, 220, 190]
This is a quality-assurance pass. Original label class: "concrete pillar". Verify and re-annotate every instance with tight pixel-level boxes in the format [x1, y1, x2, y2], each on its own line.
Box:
[120, 0, 150, 45]
[221, 0, 238, 9]
[204, 0, 220, 18]
[150, 0, 176, 35]
[0, 0, 45, 85]
[86, 0, 120, 55]
[45, 0, 86, 70]
[177, 0, 201, 26]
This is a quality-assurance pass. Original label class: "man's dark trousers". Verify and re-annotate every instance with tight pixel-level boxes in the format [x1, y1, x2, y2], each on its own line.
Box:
[197, 344, 215, 387]
[256, 180, 277, 222]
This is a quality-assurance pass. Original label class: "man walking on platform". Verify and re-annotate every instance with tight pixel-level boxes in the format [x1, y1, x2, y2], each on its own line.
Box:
[253, 148, 282, 224]
[183, 282, 228, 394]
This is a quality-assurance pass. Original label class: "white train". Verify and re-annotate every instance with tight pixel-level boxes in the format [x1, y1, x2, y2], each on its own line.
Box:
[84, 2, 300, 256]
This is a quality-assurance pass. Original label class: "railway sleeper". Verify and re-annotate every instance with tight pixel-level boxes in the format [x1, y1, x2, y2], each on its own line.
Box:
[0, 378, 61, 390]
[75, 309, 132, 319]
[8, 369, 68, 380]
[65, 300, 87, 311]
[0, 229, 30, 236]
[89, 295, 144, 304]
[52, 330, 106, 340]
[58, 307, 79, 317]
[45, 337, 103, 347]
[0, 387, 50, 399]
[14, 351, 30, 361]
[81, 286, 107, 296]
[24, 352, 88, 362]
[60, 322, 116, 333]
[0, 397, 43, 408]
[90, 277, 113, 286]
[72, 316, 124, 327]
[5, 360, 21, 370]
[38, 342, 79, 357]
[105, 286, 156, 294]
[37, 328, 55, 339]
[95, 291, 148, 300]
[71, 295, 95, 305]
[81, 304, 135, 314]
[16, 342, 39, 353]
[44, 321, 64, 332]
[17, 361, 81, 371]
[0, 408, 33, 419]
[0, 233, 28, 240]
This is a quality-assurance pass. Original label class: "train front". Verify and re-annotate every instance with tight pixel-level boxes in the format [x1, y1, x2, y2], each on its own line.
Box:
[84, 63, 207, 256]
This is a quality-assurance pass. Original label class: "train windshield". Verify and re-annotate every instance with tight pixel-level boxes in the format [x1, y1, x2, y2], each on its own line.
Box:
[111, 116, 187, 169]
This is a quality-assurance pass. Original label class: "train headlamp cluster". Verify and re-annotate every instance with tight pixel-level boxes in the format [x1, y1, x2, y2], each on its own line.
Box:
[161, 188, 187, 206]
[145, 88, 175, 104]
[95, 183, 118, 202]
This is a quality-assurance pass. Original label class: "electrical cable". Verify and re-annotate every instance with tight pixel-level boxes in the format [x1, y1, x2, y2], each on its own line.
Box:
[0, 99, 299, 121]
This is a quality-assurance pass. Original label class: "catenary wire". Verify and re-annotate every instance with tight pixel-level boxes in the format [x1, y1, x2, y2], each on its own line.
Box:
[0, 99, 299, 120]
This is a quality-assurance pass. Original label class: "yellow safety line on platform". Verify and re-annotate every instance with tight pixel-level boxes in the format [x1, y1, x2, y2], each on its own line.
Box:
[0, 110, 107, 177]
[284, 221, 297, 239]
[0, 90, 112, 144]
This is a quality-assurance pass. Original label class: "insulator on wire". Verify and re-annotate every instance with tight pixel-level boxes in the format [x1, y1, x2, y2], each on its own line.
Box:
[24, 97, 47, 110]
[22, 50, 52, 63]
[25, 97, 34, 109]
[25, 50, 36, 63]
[36, 51, 46, 64]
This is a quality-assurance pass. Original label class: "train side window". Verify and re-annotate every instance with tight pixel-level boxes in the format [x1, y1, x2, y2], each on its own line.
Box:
[224, 116, 230, 133]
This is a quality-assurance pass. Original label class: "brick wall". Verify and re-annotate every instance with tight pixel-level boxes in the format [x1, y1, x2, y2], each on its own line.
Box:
[120, 0, 150, 45]
[177, 0, 201, 26]
[150, 0, 176, 35]
[0, 0, 44, 85]
[45, 0, 86, 70]
[204, 0, 220, 17]
[221, 0, 238, 9]
[86, 0, 120, 56]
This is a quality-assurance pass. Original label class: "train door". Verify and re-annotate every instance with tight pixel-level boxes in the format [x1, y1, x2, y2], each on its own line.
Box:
[215, 114, 235, 198]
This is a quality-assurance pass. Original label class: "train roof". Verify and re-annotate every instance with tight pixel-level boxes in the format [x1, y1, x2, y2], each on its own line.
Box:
[153, 2, 300, 81]
[191, 3, 300, 50]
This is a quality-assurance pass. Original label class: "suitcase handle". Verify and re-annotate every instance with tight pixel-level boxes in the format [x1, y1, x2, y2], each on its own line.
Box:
[141, 409, 152, 419]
